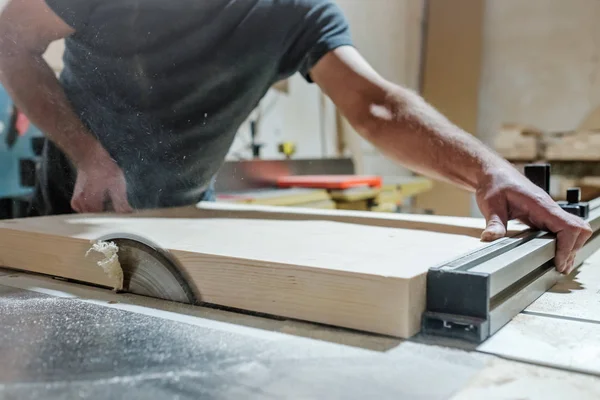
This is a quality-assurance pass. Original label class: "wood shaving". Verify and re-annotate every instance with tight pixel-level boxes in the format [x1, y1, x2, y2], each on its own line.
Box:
[86, 241, 124, 291]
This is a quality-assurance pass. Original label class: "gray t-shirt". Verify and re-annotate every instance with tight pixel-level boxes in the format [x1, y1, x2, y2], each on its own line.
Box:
[44, 0, 353, 209]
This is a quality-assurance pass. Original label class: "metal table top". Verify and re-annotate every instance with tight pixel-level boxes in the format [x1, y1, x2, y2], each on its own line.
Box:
[0, 270, 598, 399]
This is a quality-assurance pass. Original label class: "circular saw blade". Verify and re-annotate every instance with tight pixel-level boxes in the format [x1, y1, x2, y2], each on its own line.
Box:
[97, 233, 197, 304]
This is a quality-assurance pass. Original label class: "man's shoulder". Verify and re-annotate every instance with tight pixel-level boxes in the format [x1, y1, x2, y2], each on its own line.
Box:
[270, 0, 346, 17]
[275, 0, 352, 81]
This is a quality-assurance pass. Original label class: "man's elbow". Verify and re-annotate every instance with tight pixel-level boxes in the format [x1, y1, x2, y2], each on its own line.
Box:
[350, 83, 414, 141]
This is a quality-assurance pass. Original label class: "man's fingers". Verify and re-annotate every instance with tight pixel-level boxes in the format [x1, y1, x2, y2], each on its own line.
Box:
[555, 228, 580, 273]
[565, 222, 593, 274]
[77, 190, 106, 213]
[527, 202, 593, 274]
[70, 196, 82, 213]
[517, 216, 535, 229]
[109, 187, 133, 213]
[573, 221, 593, 251]
[565, 253, 577, 275]
[481, 213, 507, 242]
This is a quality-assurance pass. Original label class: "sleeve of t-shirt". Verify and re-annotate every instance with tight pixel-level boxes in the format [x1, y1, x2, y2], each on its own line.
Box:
[279, 0, 354, 83]
[44, 0, 95, 31]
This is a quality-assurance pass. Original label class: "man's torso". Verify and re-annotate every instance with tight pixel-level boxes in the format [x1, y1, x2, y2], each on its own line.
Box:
[43, 0, 352, 209]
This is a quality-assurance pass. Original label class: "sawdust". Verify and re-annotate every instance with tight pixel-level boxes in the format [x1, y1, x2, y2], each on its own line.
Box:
[86, 241, 124, 291]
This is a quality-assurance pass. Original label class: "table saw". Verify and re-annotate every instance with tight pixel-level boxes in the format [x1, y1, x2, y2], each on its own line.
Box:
[2, 164, 600, 399]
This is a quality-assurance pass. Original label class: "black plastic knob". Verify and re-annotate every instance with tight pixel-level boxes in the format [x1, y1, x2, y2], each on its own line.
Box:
[524, 163, 550, 194]
[566, 188, 581, 204]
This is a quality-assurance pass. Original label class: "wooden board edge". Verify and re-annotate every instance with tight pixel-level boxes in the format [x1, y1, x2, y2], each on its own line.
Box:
[173, 248, 413, 338]
[194, 202, 526, 238]
[0, 227, 120, 289]
[97, 201, 527, 238]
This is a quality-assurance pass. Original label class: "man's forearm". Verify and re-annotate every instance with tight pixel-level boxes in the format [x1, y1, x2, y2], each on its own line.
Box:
[359, 83, 513, 192]
[0, 49, 108, 168]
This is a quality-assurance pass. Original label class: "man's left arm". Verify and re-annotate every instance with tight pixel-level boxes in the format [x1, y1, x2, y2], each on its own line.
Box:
[310, 46, 591, 274]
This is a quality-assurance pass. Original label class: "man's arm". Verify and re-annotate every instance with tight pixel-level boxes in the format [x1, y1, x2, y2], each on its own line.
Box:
[311, 46, 591, 274]
[0, 0, 131, 213]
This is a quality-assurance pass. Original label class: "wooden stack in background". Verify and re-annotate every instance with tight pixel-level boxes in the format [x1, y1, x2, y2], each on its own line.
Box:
[494, 124, 600, 201]
[545, 130, 600, 161]
[493, 124, 543, 161]
[216, 188, 336, 209]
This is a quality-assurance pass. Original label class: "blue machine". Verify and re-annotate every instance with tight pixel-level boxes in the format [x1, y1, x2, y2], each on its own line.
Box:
[0, 84, 44, 218]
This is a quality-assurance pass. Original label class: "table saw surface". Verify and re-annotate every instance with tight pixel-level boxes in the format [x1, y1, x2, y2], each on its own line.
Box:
[2, 249, 600, 399]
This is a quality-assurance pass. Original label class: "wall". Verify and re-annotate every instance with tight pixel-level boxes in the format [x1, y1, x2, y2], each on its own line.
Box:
[43, 40, 65, 73]
[478, 0, 600, 144]
[473, 0, 600, 216]
[230, 0, 426, 173]
[331, 0, 425, 176]
[414, 0, 485, 217]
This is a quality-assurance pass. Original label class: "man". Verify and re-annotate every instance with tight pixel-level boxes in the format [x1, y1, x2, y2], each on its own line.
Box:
[0, 0, 591, 274]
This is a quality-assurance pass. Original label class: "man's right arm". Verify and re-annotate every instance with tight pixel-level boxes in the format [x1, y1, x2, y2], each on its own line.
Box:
[0, 0, 104, 169]
[0, 0, 132, 213]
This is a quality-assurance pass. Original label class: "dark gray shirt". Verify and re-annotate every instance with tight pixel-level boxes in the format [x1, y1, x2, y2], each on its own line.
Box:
[44, 0, 353, 209]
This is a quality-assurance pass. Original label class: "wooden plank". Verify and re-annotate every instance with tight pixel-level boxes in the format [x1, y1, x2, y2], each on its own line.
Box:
[546, 130, 600, 161]
[130, 202, 528, 236]
[0, 209, 526, 338]
[329, 187, 380, 202]
[288, 199, 337, 210]
[216, 188, 330, 206]
[0, 220, 122, 289]
[191, 202, 528, 237]
[493, 124, 542, 161]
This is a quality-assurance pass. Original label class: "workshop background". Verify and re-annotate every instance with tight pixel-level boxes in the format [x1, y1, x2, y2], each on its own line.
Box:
[3, 0, 600, 218]
[3, 1, 600, 398]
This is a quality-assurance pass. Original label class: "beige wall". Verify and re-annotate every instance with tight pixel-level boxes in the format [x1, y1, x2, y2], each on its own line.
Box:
[333, 0, 425, 175]
[478, 0, 600, 144]
[231, 0, 426, 169]
[473, 0, 600, 215]
[413, 0, 485, 217]
[43, 40, 66, 73]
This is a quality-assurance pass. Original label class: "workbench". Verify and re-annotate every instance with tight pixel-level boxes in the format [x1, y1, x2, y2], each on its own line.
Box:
[1, 249, 600, 399]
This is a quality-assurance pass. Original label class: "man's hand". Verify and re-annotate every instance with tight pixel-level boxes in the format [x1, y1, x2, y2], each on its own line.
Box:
[476, 167, 592, 274]
[71, 150, 133, 214]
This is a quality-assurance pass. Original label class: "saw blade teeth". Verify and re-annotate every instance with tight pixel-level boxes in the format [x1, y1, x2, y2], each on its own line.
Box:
[97, 235, 197, 304]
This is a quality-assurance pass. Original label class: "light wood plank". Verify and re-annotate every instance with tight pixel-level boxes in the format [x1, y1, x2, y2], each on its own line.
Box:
[0, 221, 121, 289]
[0, 210, 526, 338]
[129, 202, 527, 238]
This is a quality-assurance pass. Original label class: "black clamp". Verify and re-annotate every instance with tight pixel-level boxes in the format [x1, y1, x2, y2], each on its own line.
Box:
[524, 163, 589, 219]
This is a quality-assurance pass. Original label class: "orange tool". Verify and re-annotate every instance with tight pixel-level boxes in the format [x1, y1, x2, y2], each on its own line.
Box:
[276, 175, 382, 190]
